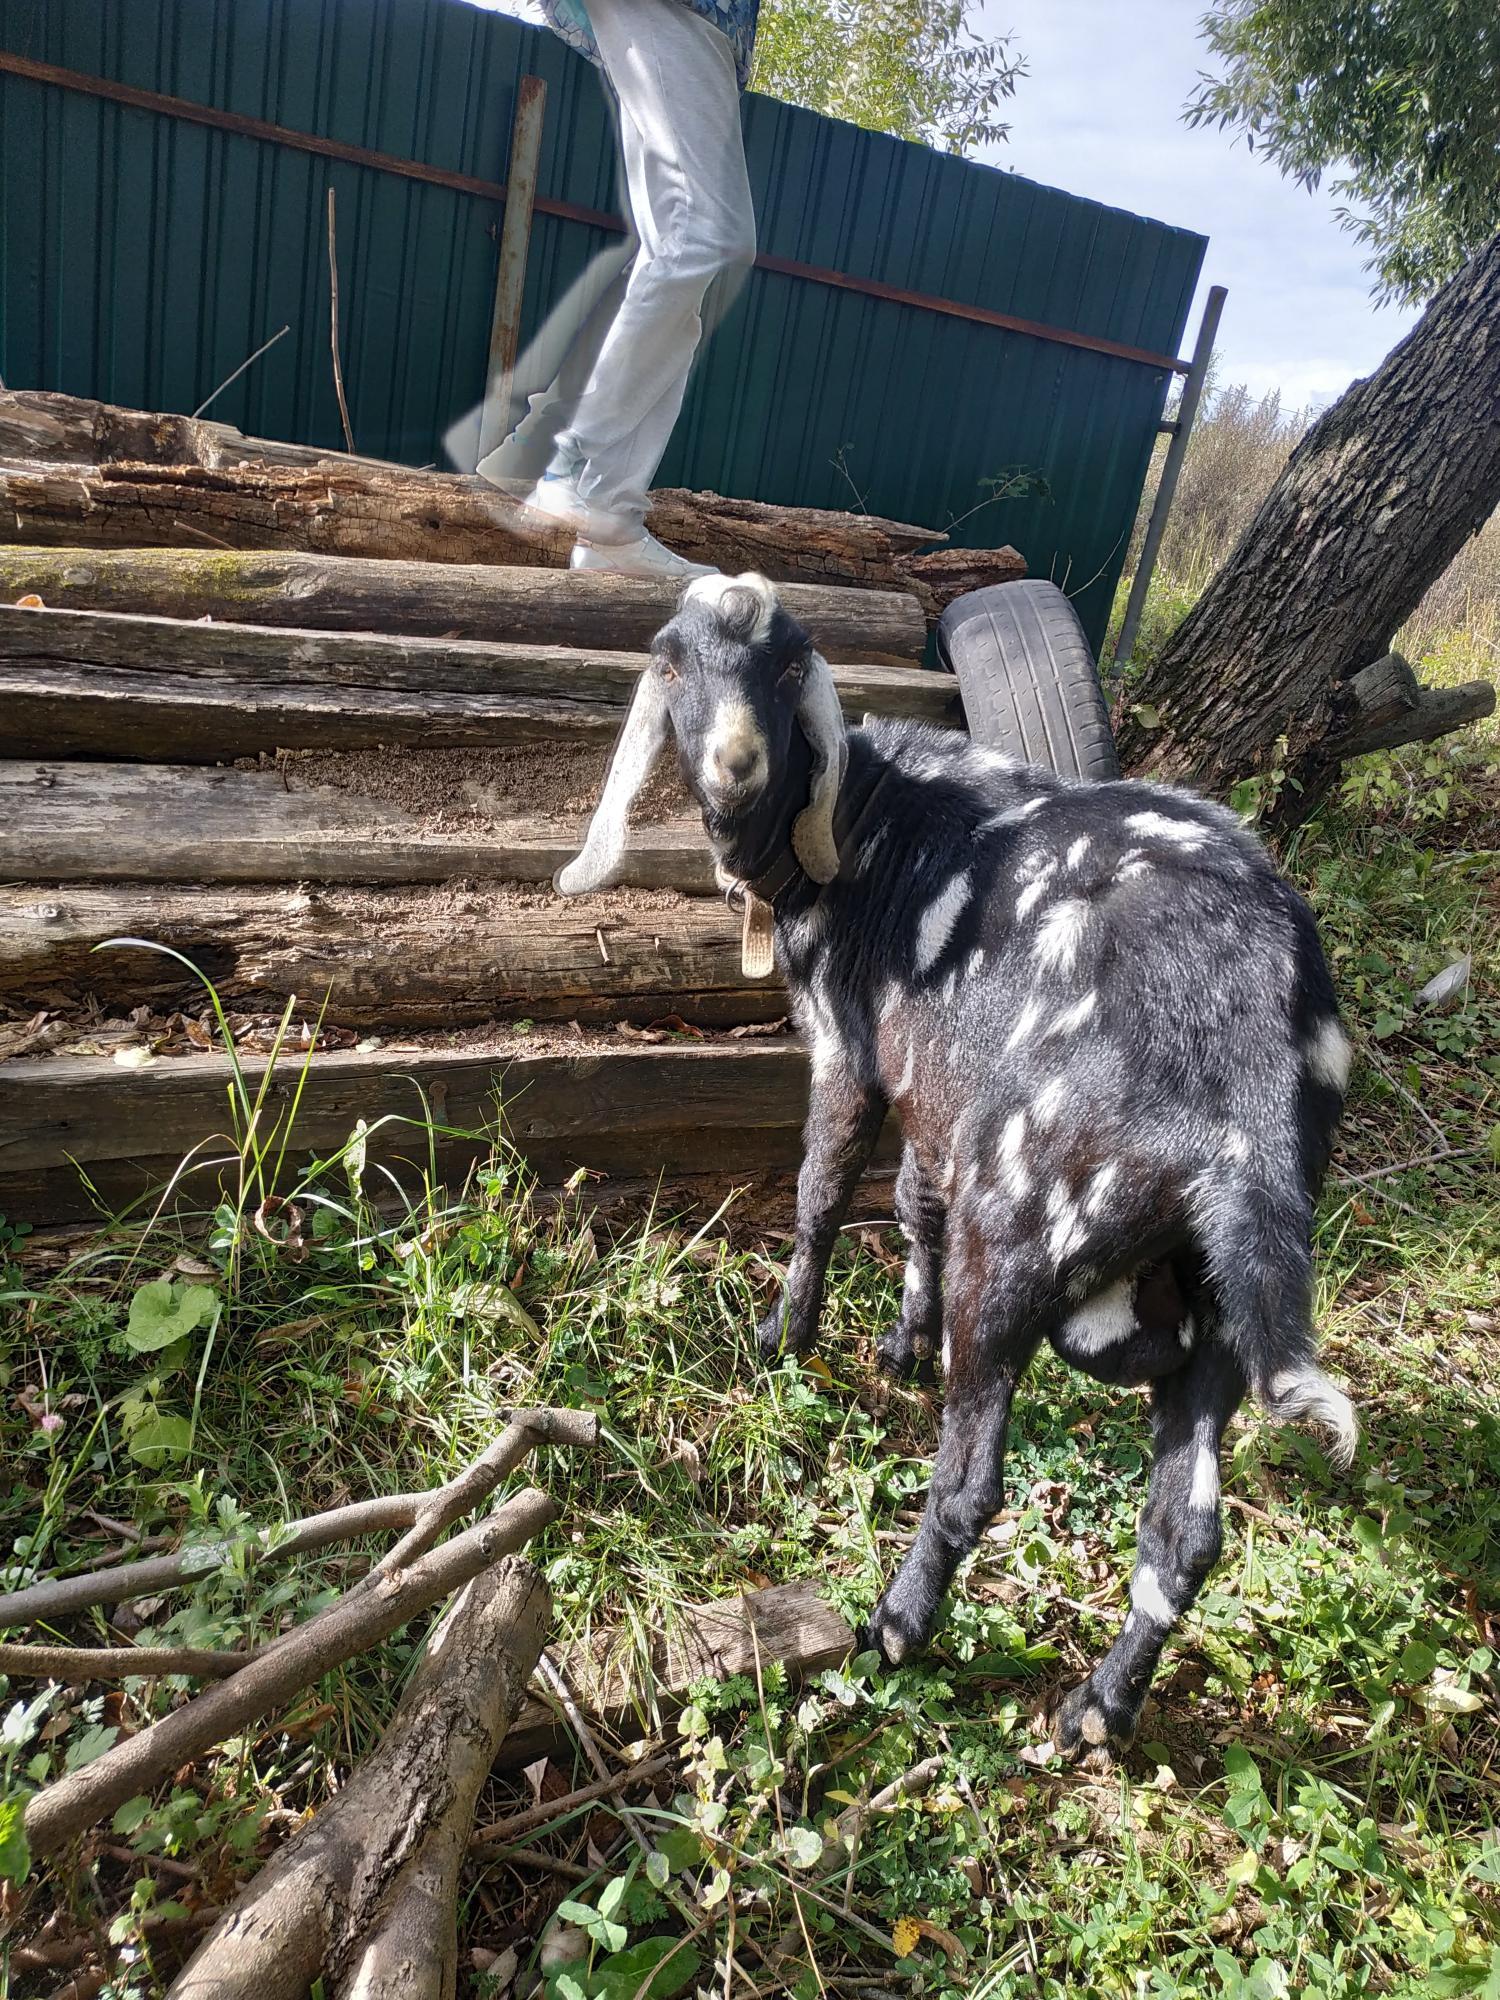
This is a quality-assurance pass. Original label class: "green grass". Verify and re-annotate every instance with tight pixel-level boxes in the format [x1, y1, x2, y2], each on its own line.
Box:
[2, 635, 1498, 1997]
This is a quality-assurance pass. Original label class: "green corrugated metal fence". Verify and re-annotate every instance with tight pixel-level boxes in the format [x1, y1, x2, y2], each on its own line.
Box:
[0, 0, 1206, 648]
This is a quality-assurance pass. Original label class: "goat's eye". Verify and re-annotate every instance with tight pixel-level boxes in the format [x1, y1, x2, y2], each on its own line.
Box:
[658, 662, 679, 685]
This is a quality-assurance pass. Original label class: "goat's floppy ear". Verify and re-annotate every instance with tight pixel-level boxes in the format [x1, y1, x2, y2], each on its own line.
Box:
[791, 647, 847, 884]
[555, 668, 670, 896]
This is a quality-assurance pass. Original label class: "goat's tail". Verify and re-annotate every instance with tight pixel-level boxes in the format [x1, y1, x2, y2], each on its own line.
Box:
[1195, 1175, 1359, 1471]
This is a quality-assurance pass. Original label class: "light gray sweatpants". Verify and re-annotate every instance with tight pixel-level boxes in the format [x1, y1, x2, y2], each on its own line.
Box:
[481, 0, 756, 535]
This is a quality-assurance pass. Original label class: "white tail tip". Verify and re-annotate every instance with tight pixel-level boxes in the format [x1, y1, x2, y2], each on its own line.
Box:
[1268, 1365, 1359, 1471]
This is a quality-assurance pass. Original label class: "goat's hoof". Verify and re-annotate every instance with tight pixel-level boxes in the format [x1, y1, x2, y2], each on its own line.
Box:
[1047, 1682, 1136, 1766]
[861, 1595, 931, 1670]
[875, 1327, 935, 1384]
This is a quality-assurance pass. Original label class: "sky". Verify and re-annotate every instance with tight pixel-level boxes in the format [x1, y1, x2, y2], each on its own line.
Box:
[463, 0, 1416, 412]
[975, 0, 1414, 411]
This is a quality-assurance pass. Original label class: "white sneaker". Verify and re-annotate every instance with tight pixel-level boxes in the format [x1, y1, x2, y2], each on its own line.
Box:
[516, 468, 593, 537]
[570, 532, 717, 579]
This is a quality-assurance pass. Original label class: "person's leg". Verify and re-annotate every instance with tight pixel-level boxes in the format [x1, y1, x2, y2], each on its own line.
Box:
[554, 0, 756, 537]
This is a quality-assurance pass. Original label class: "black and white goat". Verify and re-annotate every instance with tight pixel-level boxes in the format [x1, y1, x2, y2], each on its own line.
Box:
[558, 572, 1357, 1760]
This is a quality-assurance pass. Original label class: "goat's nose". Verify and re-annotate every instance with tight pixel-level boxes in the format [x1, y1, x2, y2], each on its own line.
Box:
[714, 741, 760, 784]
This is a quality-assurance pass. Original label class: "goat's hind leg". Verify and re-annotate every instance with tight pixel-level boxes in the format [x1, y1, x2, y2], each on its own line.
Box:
[757, 1071, 887, 1361]
[876, 1143, 945, 1382]
[865, 1231, 1044, 1665]
[1050, 1340, 1244, 1765]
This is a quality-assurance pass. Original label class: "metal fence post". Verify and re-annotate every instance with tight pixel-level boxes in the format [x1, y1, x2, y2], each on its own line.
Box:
[1110, 282, 1227, 671]
[477, 74, 548, 468]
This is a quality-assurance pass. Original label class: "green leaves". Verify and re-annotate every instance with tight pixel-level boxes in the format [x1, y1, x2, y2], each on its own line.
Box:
[546, 1935, 702, 2000]
[125, 1279, 218, 1353]
[126, 1413, 195, 1468]
[0, 1790, 29, 1886]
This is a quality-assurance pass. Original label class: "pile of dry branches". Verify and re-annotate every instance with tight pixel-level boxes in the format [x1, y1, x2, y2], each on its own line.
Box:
[1, 1408, 599, 1997]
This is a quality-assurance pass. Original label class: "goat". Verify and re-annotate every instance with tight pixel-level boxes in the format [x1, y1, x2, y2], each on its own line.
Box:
[557, 571, 1357, 1761]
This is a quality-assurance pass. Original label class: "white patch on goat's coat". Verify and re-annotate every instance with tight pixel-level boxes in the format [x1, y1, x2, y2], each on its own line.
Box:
[700, 696, 767, 795]
[878, 981, 903, 1023]
[1043, 991, 1097, 1039]
[972, 747, 1018, 773]
[1005, 998, 1043, 1052]
[967, 948, 986, 978]
[903, 1260, 926, 1302]
[1189, 1437, 1220, 1510]
[1305, 1018, 1352, 1092]
[1034, 897, 1090, 974]
[981, 797, 1048, 834]
[1047, 1197, 1087, 1265]
[1066, 835, 1091, 869]
[1084, 1161, 1119, 1215]
[893, 1040, 916, 1099]
[1131, 1565, 1176, 1626]
[1079, 1706, 1110, 1746]
[998, 1112, 1030, 1200]
[1114, 849, 1152, 883]
[684, 569, 776, 642]
[1221, 1128, 1252, 1163]
[1015, 874, 1055, 921]
[1126, 809, 1207, 850]
[1179, 1312, 1197, 1351]
[915, 872, 970, 973]
[1060, 1278, 1136, 1351]
[1031, 1077, 1067, 1128]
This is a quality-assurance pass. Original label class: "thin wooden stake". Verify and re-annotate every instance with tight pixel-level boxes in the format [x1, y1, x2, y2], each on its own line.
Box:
[326, 187, 356, 454]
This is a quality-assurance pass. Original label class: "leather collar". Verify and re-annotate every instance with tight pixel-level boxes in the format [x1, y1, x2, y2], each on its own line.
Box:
[745, 756, 892, 910]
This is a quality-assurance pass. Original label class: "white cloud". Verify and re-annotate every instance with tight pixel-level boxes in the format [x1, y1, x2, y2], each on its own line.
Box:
[977, 0, 1416, 409]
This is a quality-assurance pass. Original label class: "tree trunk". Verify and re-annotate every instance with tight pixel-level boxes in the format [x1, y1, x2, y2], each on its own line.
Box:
[1118, 229, 1500, 797]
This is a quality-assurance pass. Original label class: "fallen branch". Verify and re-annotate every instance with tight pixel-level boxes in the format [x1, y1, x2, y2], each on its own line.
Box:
[170, 1555, 550, 2000]
[0, 1406, 596, 1630]
[471, 1751, 673, 1848]
[833, 1756, 944, 1841]
[24, 1486, 556, 1860]
[0, 1641, 250, 1681]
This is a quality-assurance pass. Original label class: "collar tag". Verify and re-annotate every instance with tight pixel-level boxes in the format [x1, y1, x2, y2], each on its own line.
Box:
[740, 891, 776, 979]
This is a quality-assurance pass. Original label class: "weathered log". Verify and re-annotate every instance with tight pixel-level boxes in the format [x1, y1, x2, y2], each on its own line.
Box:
[1323, 676, 1495, 759]
[0, 1409, 596, 1632]
[0, 546, 926, 666]
[0, 602, 954, 718]
[0, 1041, 812, 1178]
[0, 389, 1025, 619]
[0, 600, 959, 761]
[24, 1489, 556, 1859]
[492, 1579, 854, 1770]
[170, 1557, 551, 2000]
[2, 761, 715, 891]
[0, 663, 623, 760]
[0, 881, 782, 1028]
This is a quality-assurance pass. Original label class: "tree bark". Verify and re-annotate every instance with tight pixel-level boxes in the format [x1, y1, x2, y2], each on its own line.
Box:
[169, 1556, 550, 2000]
[0, 389, 1024, 618]
[1118, 229, 1500, 793]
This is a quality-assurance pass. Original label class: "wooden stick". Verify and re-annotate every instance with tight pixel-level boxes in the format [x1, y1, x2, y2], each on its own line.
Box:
[0, 1641, 250, 1681]
[326, 189, 356, 455]
[24, 1487, 556, 1859]
[0, 1407, 596, 1629]
[470, 1752, 674, 1848]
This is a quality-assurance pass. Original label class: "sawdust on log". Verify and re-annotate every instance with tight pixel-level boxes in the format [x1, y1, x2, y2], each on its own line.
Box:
[257, 744, 693, 833]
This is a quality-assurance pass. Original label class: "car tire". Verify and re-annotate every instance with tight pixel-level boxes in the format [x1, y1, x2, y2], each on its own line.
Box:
[937, 579, 1122, 781]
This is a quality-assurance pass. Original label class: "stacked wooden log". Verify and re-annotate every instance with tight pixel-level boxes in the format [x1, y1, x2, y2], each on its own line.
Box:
[0, 390, 1006, 1223]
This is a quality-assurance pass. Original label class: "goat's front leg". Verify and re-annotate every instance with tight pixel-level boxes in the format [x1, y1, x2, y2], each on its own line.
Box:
[876, 1142, 945, 1381]
[1049, 1340, 1245, 1764]
[757, 1068, 886, 1361]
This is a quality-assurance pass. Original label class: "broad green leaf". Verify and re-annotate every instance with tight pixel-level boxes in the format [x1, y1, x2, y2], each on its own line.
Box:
[594, 1936, 702, 2000]
[111, 1795, 153, 1835]
[783, 1824, 824, 1869]
[0, 1791, 29, 1885]
[127, 1413, 195, 1468]
[126, 1279, 217, 1353]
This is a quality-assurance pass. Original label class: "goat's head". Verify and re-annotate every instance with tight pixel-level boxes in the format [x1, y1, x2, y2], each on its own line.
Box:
[555, 572, 848, 896]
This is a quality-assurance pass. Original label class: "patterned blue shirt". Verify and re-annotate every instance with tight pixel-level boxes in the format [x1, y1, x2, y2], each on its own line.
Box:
[540, 0, 757, 89]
